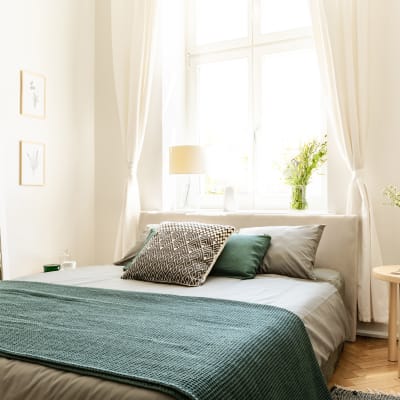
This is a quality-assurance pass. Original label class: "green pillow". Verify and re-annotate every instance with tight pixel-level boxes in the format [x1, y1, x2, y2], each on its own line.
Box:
[211, 234, 271, 279]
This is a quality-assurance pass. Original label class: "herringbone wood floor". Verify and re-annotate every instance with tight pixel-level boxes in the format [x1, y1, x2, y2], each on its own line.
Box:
[329, 336, 400, 393]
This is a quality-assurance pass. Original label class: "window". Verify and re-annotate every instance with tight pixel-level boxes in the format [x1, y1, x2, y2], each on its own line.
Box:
[178, 0, 325, 210]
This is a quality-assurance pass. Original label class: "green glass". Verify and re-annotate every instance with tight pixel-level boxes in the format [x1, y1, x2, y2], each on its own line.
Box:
[290, 185, 307, 210]
[43, 264, 61, 273]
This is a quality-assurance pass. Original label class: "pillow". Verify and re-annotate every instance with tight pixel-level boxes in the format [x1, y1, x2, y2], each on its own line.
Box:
[122, 221, 235, 286]
[239, 225, 325, 280]
[122, 229, 158, 271]
[114, 224, 159, 267]
[211, 234, 271, 279]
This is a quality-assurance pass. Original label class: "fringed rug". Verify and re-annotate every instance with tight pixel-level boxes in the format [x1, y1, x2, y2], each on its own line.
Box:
[331, 386, 400, 399]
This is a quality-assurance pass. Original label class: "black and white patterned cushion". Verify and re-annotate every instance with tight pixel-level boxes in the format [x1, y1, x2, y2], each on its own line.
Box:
[122, 221, 235, 286]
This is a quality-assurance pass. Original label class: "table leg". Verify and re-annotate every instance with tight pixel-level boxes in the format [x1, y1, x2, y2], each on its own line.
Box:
[388, 282, 398, 362]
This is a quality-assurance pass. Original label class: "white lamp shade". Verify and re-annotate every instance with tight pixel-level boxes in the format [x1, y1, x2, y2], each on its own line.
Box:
[169, 145, 205, 174]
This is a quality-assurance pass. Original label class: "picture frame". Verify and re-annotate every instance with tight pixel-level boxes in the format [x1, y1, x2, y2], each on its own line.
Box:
[19, 141, 45, 186]
[20, 70, 46, 119]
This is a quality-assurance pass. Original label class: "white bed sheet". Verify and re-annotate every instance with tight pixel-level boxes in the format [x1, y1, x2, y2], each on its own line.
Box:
[19, 265, 350, 366]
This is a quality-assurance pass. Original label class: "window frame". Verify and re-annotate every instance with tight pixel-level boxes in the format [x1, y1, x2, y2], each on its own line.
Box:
[184, 0, 326, 210]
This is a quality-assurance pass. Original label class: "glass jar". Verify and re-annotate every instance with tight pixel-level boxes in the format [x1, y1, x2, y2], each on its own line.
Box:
[290, 185, 307, 210]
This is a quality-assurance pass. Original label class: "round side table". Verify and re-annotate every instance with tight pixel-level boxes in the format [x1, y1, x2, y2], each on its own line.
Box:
[373, 265, 400, 366]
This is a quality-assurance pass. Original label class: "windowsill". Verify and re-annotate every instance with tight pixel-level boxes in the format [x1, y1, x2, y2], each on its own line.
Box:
[142, 209, 338, 216]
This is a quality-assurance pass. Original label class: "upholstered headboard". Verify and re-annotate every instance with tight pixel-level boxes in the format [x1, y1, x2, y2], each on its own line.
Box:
[139, 211, 359, 340]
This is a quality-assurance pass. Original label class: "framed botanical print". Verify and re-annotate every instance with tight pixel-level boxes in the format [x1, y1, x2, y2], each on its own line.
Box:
[20, 70, 46, 119]
[19, 141, 45, 186]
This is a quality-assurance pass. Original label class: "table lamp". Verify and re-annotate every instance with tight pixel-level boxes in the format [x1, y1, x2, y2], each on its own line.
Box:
[169, 145, 205, 209]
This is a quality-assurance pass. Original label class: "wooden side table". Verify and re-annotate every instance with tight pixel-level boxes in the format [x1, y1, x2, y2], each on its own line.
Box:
[373, 265, 400, 366]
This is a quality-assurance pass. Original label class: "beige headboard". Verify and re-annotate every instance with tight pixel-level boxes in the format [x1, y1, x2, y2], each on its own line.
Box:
[139, 211, 359, 340]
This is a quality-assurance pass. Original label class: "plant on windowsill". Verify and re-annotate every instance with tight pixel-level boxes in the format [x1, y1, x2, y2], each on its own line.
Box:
[284, 135, 327, 210]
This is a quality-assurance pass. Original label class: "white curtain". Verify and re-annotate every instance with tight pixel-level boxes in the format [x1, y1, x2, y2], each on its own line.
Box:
[111, 0, 159, 259]
[310, 0, 386, 322]
[0, 129, 7, 280]
[160, 0, 186, 210]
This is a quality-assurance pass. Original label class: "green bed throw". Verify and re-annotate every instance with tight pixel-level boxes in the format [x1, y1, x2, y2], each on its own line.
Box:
[0, 281, 331, 400]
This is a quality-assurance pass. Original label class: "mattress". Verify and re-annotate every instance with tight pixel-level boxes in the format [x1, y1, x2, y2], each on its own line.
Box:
[0, 266, 350, 400]
[19, 265, 350, 365]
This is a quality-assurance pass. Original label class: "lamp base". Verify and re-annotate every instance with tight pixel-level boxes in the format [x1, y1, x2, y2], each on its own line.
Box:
[172, 175, 201, 210]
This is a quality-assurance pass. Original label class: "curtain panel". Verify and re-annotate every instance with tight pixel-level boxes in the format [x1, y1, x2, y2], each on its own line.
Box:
[0, 137, 7, 280]
[310, 0, 386, 322]
[111, 0, 159, 259]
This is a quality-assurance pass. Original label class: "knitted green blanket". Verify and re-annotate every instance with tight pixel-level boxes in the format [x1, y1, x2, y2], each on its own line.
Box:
[0, 281, 331, 400]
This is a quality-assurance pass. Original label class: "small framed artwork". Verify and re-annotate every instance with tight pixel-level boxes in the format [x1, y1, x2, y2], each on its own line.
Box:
[19, 141, 45, 186]
[20, 70, 46, 119]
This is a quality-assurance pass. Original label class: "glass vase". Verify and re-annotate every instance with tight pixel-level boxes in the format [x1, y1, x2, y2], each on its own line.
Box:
[290, 185, 307, 210]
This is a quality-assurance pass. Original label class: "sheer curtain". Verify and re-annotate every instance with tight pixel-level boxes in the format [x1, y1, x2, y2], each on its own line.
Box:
[310, 0, 385, 322]
[111, 0, 159, 259]
[0, 133, 7, 280]
[0, 207, 5, 280]
[0, 233, 3, 280]
[0, 202, 7, 280]
[160, 0, 186, 210]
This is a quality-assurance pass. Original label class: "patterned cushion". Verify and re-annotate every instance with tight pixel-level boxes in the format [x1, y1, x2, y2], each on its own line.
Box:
[122, 221, 235, 286]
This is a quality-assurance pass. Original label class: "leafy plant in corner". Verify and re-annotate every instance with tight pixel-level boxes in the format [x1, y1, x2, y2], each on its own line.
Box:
[383, 185, 400, 208]
[284, 135, 327, 210]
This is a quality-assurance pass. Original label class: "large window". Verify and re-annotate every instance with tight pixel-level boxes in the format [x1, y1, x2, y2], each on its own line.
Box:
[184, 0, 325, 210]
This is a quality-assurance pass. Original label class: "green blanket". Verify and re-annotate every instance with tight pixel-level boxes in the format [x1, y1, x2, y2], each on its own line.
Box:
[0, 281, 331, 400]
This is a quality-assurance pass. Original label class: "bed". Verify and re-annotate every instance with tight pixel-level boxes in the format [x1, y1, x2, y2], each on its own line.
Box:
[0, 212, 359, 400]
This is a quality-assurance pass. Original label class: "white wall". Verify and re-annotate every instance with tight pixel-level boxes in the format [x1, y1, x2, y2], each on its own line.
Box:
[0, 0, 95, 278]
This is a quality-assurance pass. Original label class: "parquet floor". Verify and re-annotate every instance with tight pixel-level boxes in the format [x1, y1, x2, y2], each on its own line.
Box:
[329, 336, 400, 393]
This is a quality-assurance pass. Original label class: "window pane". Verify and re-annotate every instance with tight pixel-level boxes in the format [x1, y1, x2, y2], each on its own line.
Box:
[194, 0, 248, 45]
[260, 0, 311, 34]
[255, 49, 325, 209]
[196, 58, 250, 195]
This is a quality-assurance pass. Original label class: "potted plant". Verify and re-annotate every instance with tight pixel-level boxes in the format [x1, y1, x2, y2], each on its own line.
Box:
[284, 135, 327, 210]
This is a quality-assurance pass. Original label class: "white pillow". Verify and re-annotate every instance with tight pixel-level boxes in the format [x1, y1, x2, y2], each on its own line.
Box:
[239, 225, 325, 280]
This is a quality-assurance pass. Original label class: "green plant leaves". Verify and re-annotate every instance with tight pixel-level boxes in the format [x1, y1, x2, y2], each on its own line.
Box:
[284, 135, 327, 186]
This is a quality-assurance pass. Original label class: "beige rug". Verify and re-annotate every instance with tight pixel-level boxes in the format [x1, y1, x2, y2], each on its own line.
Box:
[331, 386, 400, 399]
